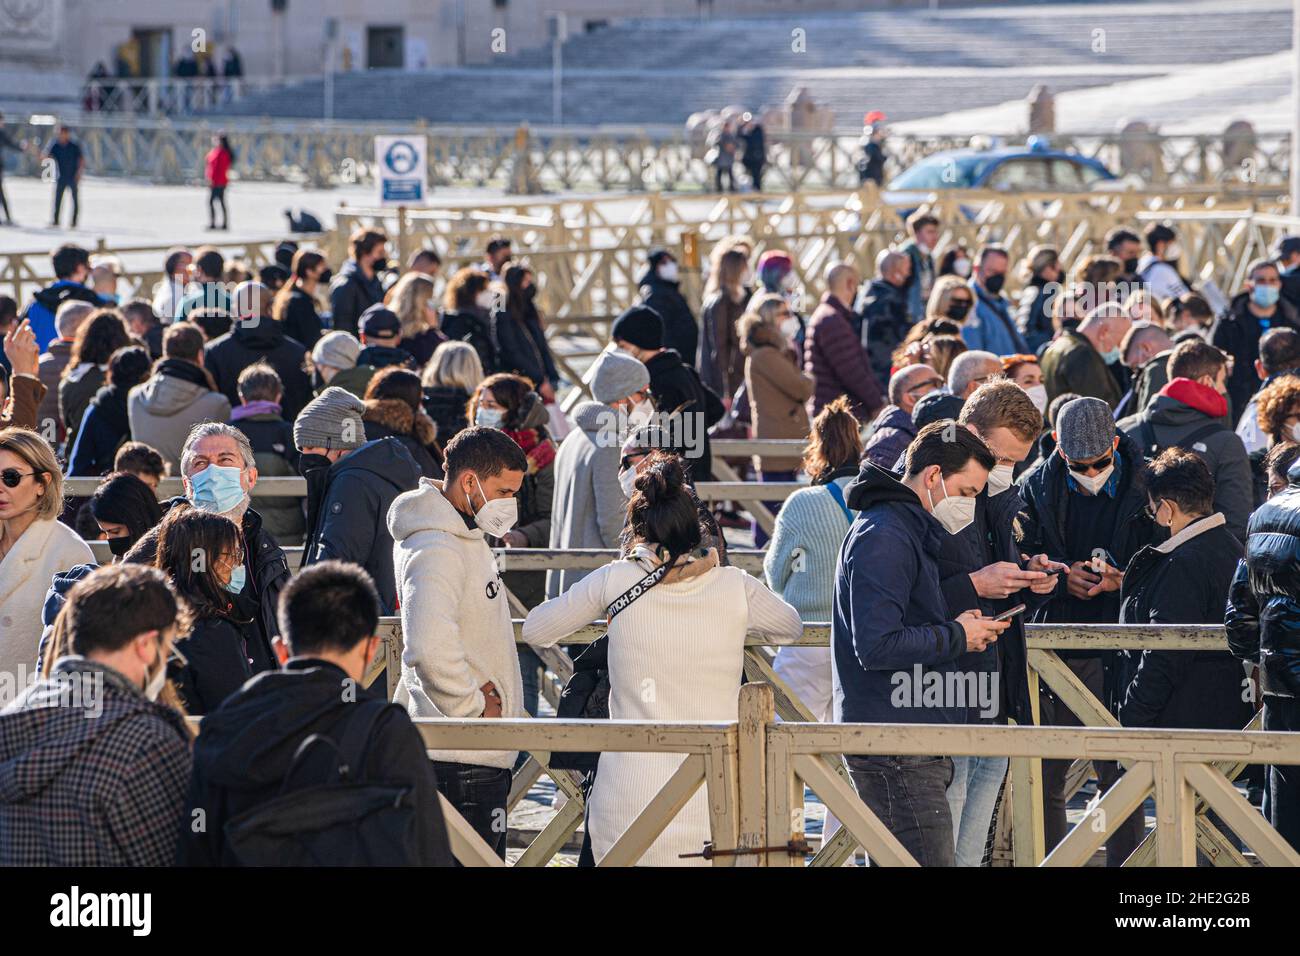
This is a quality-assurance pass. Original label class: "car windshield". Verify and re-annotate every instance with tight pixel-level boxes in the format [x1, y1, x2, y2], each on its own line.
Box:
[888, 154, 992, 190]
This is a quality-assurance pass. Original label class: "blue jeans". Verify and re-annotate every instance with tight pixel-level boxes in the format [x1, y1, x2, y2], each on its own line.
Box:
[846, 754, 955, 866]
[946, 754, 1008, 866]
[431, 761, 511, 861]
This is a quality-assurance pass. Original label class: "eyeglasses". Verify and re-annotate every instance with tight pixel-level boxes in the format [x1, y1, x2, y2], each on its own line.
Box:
[0, 468, 37, 489]
[907, 378, 946, 395]
[1067, 453, 1113, 475]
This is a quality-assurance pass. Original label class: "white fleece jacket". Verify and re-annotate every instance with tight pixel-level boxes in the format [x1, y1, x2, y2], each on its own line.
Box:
[0, 518, 93, 691]
[389, 478, 523, 769]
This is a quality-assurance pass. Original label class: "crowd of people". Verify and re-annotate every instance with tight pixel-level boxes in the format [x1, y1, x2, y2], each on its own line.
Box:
[0, 208, 1297, 868]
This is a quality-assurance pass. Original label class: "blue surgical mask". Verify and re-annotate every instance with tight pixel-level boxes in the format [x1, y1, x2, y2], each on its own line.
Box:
[475, 406, 504, 429]
[224, 563, 246, 595]
[1101, 347, 1123, 365]
[187, 464, 247, 515]
[1252, 285, 1281, 309]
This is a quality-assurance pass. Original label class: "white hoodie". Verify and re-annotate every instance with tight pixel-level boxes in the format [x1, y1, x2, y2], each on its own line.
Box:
[388, 477, 523, 769]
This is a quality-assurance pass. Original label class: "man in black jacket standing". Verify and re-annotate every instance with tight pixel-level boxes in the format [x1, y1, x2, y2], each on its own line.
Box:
[205, 280, 313, 420]
[329, 228, 388, 336]
[177, 561, 452, 866]
[638, 249, 698, 367]
[295, 387, 420, 614]
[1017, 396, 1158, 862]
[855, 250, 913, 393]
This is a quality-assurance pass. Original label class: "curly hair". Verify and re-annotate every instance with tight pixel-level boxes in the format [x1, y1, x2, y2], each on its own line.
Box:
[1255, 374, 1300, 444]
[801, 395, 862, 482]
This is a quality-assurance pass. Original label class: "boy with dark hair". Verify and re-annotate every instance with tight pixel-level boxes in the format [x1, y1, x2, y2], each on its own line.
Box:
[21, 242, 103, 352]
[178, 560, 452, 866]
[834, 421, 1009, 865]
[0, 564, 191, 866]
[389, 425, 528, 857]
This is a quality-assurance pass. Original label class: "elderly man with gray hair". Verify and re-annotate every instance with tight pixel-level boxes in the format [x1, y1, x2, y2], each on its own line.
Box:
[172, 420, 292, 673]
[804, 260, 883, 420]
[862, 363, 944, 468]
[1040, 301, 1133, 410]
[856, 249, 914, 390]
[948, 349, 1002, 400]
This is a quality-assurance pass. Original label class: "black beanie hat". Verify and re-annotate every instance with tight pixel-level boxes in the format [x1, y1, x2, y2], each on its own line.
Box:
[611, 305, 664, 350]
[90, 472, 164, 547]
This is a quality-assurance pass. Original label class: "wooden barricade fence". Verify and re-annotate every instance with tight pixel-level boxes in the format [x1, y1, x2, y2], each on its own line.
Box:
[356, 622, 1299, 867]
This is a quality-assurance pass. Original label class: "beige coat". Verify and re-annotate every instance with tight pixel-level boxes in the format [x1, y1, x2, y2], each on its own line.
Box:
[741, 320, 814, 472]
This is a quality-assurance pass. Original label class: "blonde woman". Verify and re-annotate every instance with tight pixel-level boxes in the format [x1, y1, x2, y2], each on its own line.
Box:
[925, 274, 976, 324]
[421, 340, 484, 448]
[700, 246, 750, 401]
[387, 271, 446, 367]
[0, 427, 93, 683]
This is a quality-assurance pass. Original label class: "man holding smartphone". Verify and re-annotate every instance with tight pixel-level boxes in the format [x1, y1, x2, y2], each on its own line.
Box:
[833, 421, 1010, 866]
[936, 380, 1064, 866]
[1017, 396, 1158, 863]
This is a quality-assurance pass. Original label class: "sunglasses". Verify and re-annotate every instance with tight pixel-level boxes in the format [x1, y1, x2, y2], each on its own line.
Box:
[1067, 453, 1113, 475]
[0, 468, 38, 489]
[908, 377, 946, 394]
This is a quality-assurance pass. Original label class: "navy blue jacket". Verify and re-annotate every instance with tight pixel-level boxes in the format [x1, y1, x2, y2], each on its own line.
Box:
[1226, 460, 1300, 698]
[833, 463, 967, 724]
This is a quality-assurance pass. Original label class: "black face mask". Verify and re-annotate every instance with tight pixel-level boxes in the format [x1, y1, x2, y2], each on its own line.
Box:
[1123, 257, 1140, 275]
[982, 273, 1006, 295]
[298, 453, 333, 478]
[522, 285, 537, 302]
[371, 257, 389, 274]
[946, 300, 972, 322]
[107, 535, 134, 558]
[318, 268, 333, 285]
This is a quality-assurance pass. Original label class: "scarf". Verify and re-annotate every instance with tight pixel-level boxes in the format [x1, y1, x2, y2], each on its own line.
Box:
[231, 400, 283, 422]
[505, 427, 556, 474]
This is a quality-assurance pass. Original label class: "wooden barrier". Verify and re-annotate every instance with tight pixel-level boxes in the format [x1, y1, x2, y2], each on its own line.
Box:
[365, 621, 1289, 867]
[407, 681, 1300, 867]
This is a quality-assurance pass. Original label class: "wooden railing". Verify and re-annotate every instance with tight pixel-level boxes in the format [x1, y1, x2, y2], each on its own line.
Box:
[364, 621, 1298, 867]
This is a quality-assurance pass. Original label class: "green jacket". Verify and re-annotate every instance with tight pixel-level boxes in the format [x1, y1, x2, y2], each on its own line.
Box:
[1040, 329, 1122, 410]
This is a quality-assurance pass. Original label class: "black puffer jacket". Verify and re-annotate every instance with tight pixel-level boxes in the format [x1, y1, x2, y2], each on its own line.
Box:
[1119, 514, 1250, 729]
[494, 300, 558, 390]
[301, 436, 421, 614]
[1226, 461, 1300, 698]
[204, 320, 313, 421]
[644, 348, 725, 482]
[854, 277, 910, 393]
[423, 385, 471, 448]
[327, 260, 383, 337]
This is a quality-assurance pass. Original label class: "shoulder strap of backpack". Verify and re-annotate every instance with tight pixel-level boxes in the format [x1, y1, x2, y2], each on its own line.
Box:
[1136, 417, 1159, 456]
[1180, 420, 1228, 450]
[824, 480, 854, 524]
[335, 698, 393, 783]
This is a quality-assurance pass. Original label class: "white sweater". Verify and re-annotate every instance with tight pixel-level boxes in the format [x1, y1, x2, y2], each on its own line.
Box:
[0, 518, 94, 693]
[389, 478, 524, 769]
[523, 546, 802, 866]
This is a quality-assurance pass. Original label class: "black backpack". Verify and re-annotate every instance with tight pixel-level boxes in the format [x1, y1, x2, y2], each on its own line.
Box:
[1134, 417, 1226, 463]
[223, 699, 420, 866]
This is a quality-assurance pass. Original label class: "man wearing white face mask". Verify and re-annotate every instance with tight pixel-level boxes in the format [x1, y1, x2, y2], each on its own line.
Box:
[834, 421, 1009, 866]
[175, 422, 290, 677]
[0, 564, 192, 866]
[1018, 396, 1159, 862]
[638, 248, 698, 367]
[937, 382, 1067, 865]
[390, 426, 528, 858]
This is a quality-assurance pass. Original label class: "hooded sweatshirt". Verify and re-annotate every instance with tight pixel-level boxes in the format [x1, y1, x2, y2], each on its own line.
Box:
[1118, 376, 1253, 541]
[832, 463, 967, 725]
[389, 478, 523, 768]
[177, 658, 452, 866]
[127, 359, 233, 473]
[205, 320, 312, 421]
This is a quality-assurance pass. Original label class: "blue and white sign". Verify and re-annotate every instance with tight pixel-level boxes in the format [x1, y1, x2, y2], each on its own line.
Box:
[375, 134, 428, 206]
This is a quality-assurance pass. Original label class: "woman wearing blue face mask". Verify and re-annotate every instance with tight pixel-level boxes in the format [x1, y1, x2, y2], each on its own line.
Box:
[155, 507, 254, 716]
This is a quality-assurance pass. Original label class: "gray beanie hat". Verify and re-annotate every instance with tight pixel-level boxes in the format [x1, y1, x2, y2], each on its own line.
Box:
[293, 386, 367, 451]
[1056, 397, 1116, 461]
[591, 348, 650, 405]
[312, 330, 361, 370]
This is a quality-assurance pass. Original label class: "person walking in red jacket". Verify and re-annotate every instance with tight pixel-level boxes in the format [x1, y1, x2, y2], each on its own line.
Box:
[204, 134, 233, 231]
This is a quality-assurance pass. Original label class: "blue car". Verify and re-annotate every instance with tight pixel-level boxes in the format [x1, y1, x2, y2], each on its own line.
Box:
[887, 140, 1117, 193]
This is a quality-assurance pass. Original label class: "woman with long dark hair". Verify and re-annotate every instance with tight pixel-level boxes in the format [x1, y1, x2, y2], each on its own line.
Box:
[363, 366, 442, 478]
[494, 263, 559, 403]
[59, 307, 131, 442]
[68, 344, 151, 476]
[523, 451, 801, 866]
[156, 507, 253, 715]
[270, 249, 328, 349]
[205, 133, 233, 230]
[88, 470, 163, 559]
